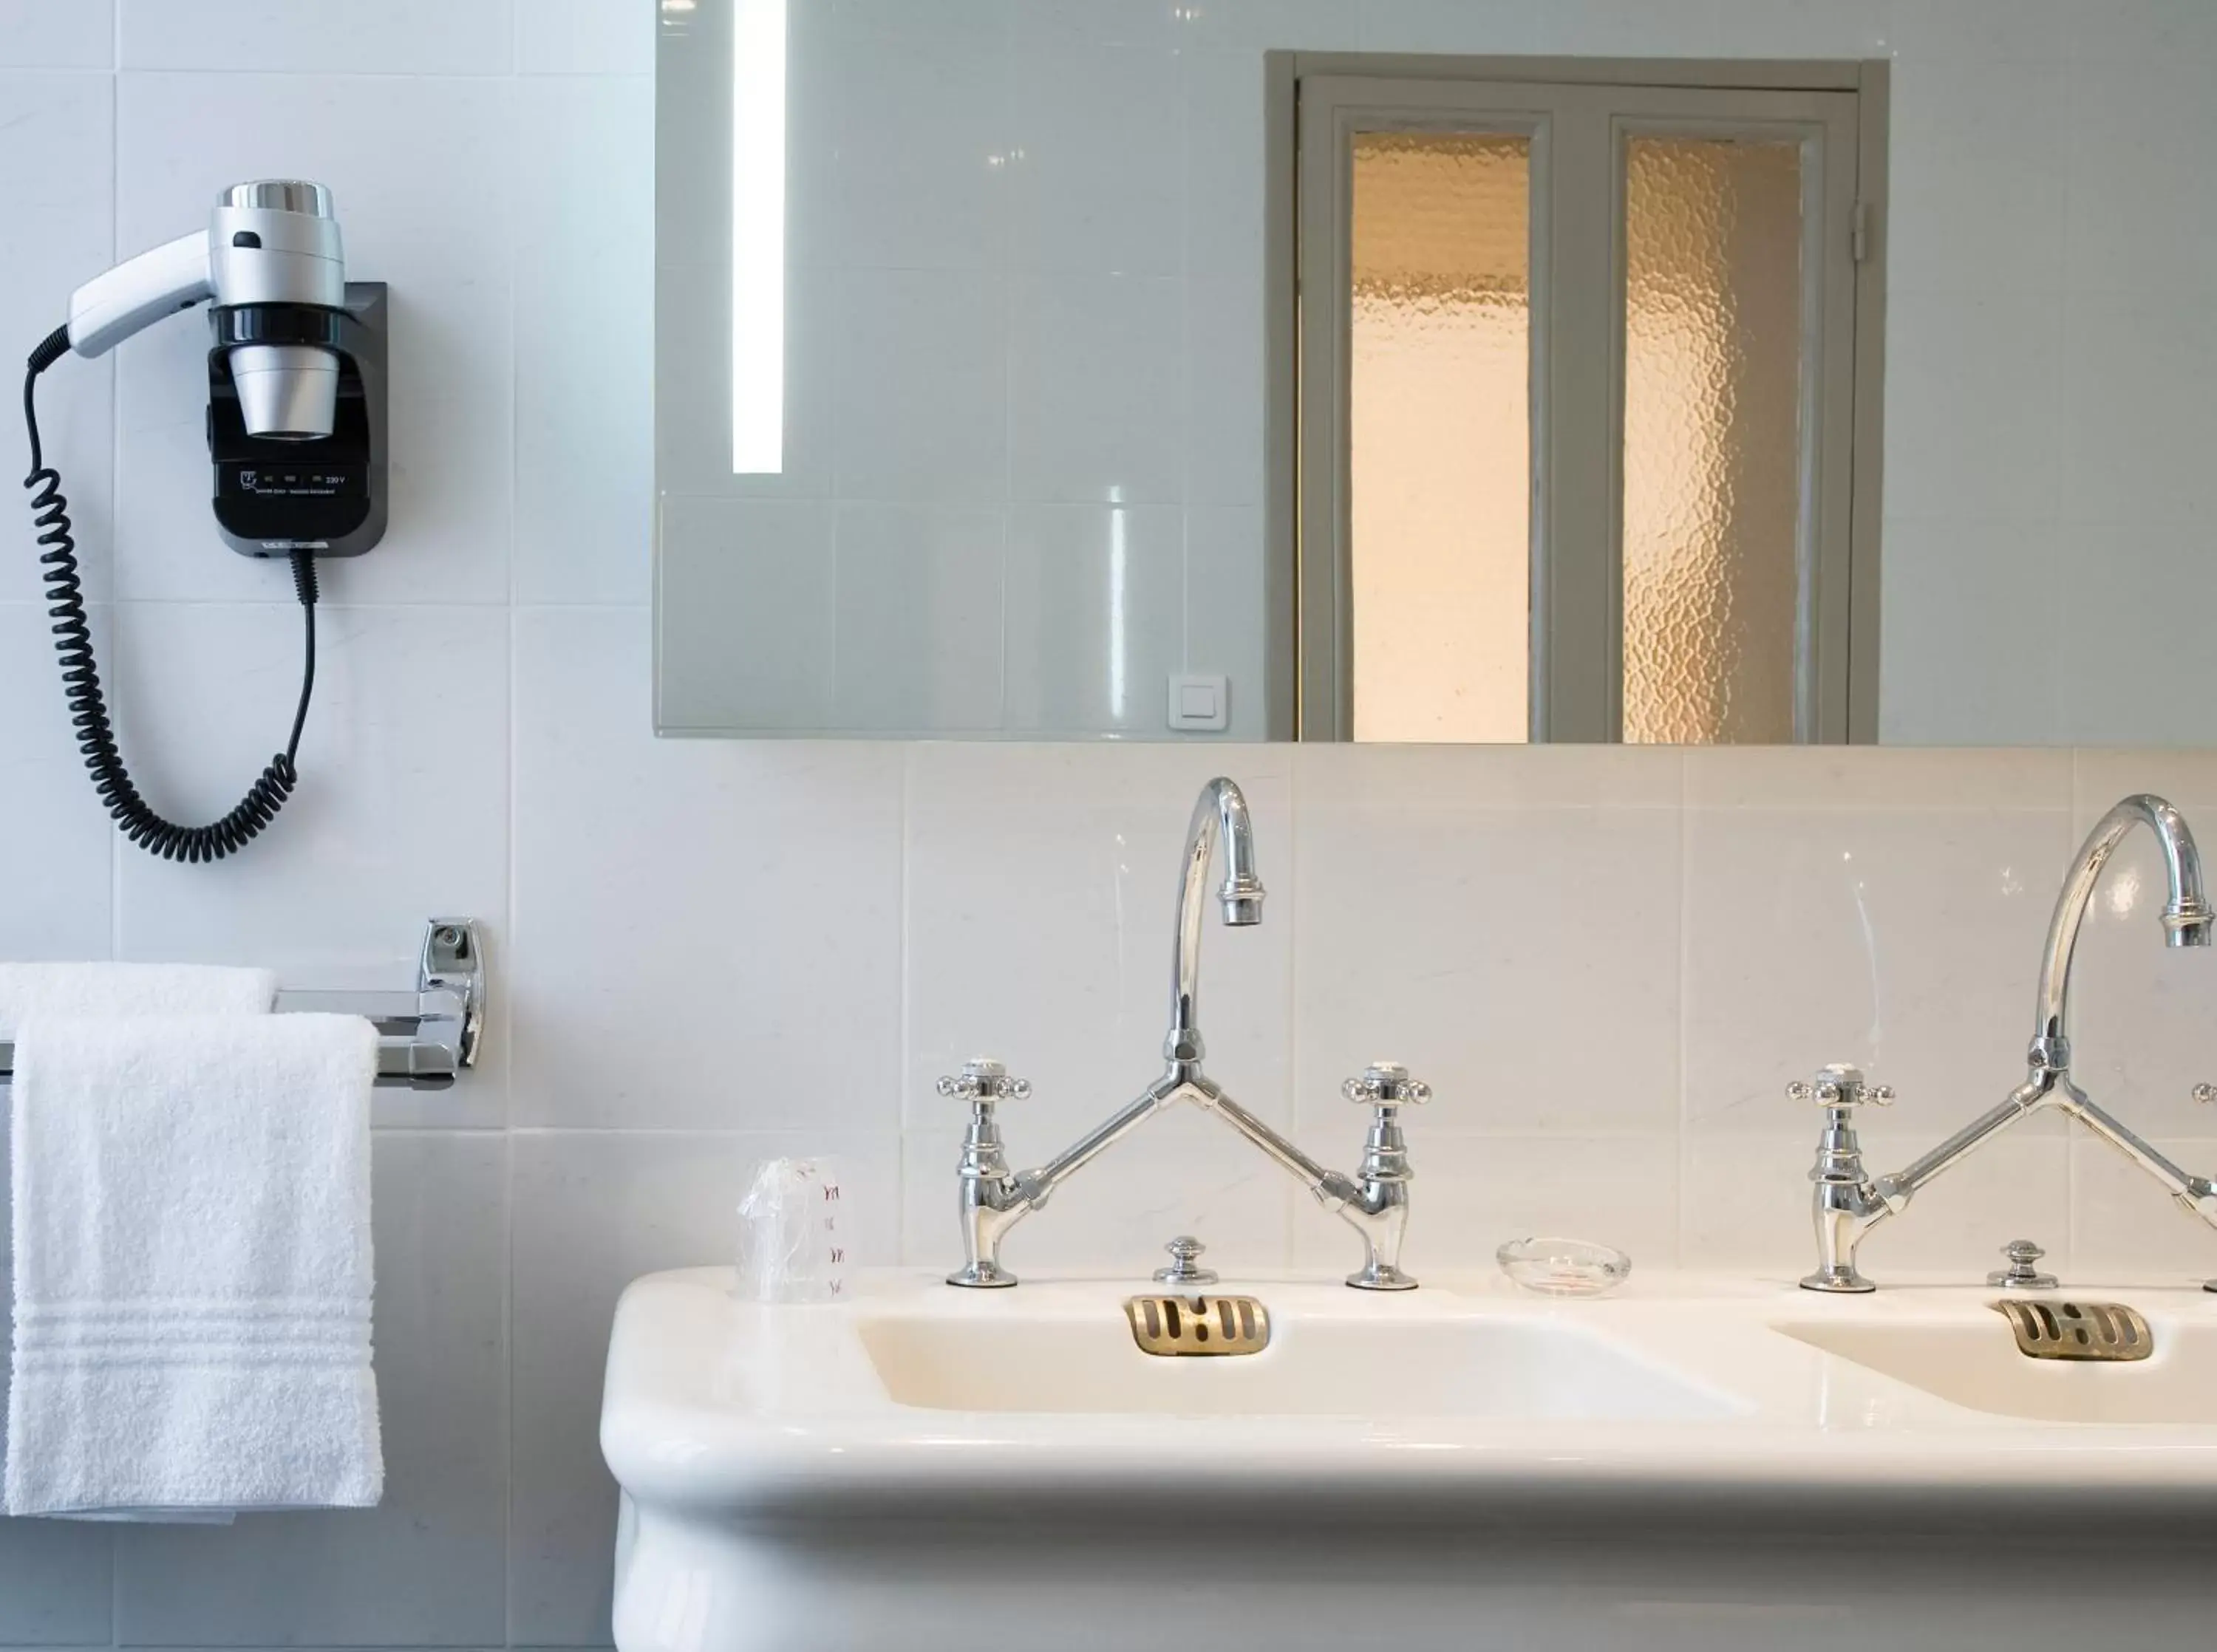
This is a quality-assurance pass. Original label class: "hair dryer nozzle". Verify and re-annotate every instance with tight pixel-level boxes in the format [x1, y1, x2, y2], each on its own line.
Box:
[230, 343, 339, 440]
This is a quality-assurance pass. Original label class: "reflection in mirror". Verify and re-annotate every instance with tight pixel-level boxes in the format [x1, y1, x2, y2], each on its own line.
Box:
[1349, 132, 1531, 744]
[655, 2, 2216, 748]
[1621, 134, 1805, 745]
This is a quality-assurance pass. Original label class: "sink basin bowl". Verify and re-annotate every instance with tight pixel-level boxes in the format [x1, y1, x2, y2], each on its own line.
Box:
[858, 1309, 1735, 1419]
[1774, 1309, 2217, 1424]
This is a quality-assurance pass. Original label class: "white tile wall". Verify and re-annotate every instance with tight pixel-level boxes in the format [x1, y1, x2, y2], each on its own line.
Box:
[7, 5, 2217, 1649]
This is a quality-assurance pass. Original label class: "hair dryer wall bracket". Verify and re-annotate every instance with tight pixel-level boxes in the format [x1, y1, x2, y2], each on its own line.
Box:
[207, 282, 388, 559]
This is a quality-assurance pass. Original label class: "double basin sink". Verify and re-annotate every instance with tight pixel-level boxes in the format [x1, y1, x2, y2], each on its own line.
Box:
[604, 1266, 2217, 1487]
[599, 1269, 2217, 1652]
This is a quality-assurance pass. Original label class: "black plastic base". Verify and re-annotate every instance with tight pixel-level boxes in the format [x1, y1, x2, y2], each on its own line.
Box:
[206, 281, 387, 559]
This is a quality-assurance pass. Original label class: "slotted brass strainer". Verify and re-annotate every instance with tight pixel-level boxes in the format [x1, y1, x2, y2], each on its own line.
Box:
[1992, 1298, 2153, 1362]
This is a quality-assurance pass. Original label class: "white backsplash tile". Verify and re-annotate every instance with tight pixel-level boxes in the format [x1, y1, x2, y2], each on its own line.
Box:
[1682, 744, 2071, 810]
[0, 1518, 109, 1643]
[119, 0, 514, 74]
[0, 0, 108, 67]
[0, 72, 112, 604]
[515, 0, 653, 76]
[512, 607, 903, 1129]
[1682, 803, 2074, 1139]
[0, 604, 115, 963]
[1292, 793, 1682, 1138]
[514, 74, 653, 606]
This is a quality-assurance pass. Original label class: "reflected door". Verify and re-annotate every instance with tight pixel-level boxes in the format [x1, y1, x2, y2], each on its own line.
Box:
[1295, 72, 1873, 744]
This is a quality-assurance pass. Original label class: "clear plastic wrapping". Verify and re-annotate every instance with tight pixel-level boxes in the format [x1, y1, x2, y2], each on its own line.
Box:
[735, 1158, 850, 1303]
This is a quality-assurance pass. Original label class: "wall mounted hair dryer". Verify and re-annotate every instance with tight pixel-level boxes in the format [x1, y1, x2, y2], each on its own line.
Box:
[21, 180, 389, 862]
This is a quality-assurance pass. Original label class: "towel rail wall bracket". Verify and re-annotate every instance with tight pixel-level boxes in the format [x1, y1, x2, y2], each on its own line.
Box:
[0, 918, 486, 1091]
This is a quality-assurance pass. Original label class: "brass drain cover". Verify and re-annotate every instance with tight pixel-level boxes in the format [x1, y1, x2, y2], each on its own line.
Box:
[1125, 1294, 1271, 1357]
[1992, 1298, 2153, 1362]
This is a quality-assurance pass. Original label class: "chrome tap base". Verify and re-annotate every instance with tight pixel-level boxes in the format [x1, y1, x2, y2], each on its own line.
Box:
[947, 1260, 1018, 1289]
[1799, 1264, 1876, 1294]
[1347, 1261, 1419, 1291]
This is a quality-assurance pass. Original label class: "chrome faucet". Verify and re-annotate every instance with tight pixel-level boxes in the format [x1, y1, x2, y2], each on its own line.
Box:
[945, 776, 1430, 1291]
[1799, 794, 2217, 1293]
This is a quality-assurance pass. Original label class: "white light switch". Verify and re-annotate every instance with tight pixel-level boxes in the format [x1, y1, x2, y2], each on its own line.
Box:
[1168, 673, 1229, 733]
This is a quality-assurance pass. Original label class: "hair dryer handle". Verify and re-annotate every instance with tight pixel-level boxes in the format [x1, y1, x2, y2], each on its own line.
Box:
[68, 230, 213, 358]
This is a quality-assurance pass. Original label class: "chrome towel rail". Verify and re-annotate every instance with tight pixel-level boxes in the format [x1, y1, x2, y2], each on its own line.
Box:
[0, 918, 484, 1092]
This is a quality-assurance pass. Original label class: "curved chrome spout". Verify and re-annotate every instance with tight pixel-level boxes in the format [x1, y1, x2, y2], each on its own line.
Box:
[1801, 793, 2217, 1294]
[2029, 794, 2213, 1073]
[1165, 776, 1266, 1071]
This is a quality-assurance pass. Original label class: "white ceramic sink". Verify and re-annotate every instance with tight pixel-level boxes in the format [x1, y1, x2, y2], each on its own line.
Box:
[1775, 1311, 2217, 1424]
[601, 1270, 2217, 1652]
[857, 1309, 1736, 1419]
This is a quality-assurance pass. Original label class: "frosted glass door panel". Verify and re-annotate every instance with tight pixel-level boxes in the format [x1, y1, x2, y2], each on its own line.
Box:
[1349, 132, 1532, 743]
[1621, 134, 1807, 745]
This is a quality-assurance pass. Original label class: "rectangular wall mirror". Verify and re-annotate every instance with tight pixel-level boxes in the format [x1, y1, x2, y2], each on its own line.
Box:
[657, 2, 2201, 747]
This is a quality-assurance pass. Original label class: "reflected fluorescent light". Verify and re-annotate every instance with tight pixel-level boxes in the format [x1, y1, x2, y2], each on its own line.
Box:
[1108, 488, 1129, 721]
[732, 0, 787, 474]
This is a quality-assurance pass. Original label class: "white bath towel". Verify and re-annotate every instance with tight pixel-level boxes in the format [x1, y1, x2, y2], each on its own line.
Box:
[6, 1014, 384, 1520]
[0, 963, 278, 1034]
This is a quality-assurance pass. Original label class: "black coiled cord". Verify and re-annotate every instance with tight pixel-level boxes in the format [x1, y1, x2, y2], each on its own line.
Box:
[24, 323, 319, 863]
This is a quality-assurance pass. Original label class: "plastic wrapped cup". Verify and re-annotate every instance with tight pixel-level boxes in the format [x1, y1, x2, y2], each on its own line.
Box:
[736, 1157, 851, 1303]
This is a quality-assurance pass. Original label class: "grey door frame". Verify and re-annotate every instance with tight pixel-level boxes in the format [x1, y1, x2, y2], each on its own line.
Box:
[1264, 55, 1890, 743]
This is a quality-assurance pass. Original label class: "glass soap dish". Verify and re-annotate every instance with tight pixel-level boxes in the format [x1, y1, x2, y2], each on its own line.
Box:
[1496, 1236, 1632, 1298]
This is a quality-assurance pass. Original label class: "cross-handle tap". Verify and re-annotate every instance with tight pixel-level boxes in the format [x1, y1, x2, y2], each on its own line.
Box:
[1794, 1063, 1905, 1294]
[1327, 1062, 1430, 1291]
[942, 1057, 1034, 1289]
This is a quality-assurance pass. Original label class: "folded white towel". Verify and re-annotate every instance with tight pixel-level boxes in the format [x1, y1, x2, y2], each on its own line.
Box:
[0, 963, 278, 1035]
[6, 1014, 384, 1520]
